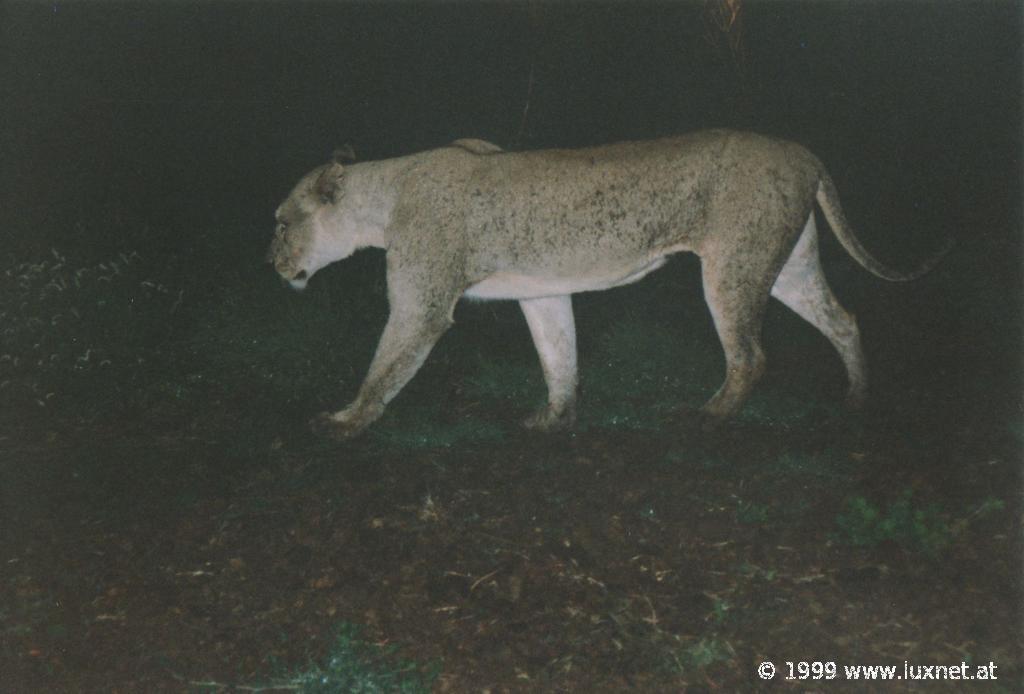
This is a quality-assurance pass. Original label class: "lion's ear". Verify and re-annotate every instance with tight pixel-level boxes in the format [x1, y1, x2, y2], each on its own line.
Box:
[333, 145, 356, 164]
[313, 160, 345, 205]
[313, 146, 355, 205]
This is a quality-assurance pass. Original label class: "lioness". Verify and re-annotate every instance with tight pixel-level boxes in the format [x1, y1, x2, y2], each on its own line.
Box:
[267, 130, 945, 440]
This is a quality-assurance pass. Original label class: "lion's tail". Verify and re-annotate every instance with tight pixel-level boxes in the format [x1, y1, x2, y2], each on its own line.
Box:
[815, 171, 952, 282]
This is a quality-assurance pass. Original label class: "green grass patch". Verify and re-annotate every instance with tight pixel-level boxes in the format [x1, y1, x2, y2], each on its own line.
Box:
[735, 499, 770, 525]
[831, 492, 1005, 556]
[738, 562, 778, 582]
[666, 636, 735, 676]
[198, 623, 438, 693]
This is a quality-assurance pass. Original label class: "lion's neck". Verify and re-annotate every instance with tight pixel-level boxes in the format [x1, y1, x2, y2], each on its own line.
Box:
[342, 157, 414, 249]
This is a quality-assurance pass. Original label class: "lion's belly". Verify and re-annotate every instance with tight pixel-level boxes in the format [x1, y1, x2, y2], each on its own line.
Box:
[464, 256, 670, 300]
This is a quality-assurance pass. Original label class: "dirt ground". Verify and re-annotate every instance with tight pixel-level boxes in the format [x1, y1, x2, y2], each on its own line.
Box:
[2, 385, 1020, 692]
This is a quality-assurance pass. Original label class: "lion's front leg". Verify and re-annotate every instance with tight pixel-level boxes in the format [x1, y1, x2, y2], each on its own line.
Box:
[519, 295, 578, 431]
[311, 305, 453, 441]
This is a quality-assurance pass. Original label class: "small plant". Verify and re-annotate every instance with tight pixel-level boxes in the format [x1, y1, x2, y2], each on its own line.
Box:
[684, 637, 733, 668]
[834, 492, 954, 555]
[216, 623, 438, 693]
[710, 598, 731, 625]
[667, 636, 734, 675]
[739, 562, 777, 582]
[736, 499, 770, 525]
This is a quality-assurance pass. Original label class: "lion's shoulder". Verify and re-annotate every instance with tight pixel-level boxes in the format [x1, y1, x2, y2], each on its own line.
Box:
[447, 138, 504, 156]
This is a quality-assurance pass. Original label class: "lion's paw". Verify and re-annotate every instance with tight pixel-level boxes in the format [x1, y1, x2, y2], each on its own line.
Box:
[523, 405, 576, 433]
[309, 411, 367, 441]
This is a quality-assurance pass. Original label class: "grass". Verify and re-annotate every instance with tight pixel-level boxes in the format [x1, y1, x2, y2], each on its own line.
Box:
[834, 492, 952, 555]
[0, 248, 186, 418]
[832, 492, 1005, 556]
[665, 636, 735, 678]
[735, 499, 770, 525]
[191, 623, 438, 693]
[272, 623, 438, 694]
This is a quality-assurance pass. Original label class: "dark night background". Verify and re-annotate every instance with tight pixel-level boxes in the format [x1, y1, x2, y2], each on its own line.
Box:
[3, 2, 1019, 255]
[1, 1, 1021, 691]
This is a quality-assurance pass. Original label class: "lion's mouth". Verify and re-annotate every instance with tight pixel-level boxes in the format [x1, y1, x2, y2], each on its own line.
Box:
[270, 257, 309, 290]
[288, 270, 309, 291]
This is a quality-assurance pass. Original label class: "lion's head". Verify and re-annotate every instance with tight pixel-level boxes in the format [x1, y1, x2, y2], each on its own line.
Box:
[266, 146, 359, 290]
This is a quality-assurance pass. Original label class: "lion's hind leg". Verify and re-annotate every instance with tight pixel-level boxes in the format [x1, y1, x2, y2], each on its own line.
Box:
[699, 263, 771, 420]
[698, 217, 803, 420]
[770, 213, 867, 407]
